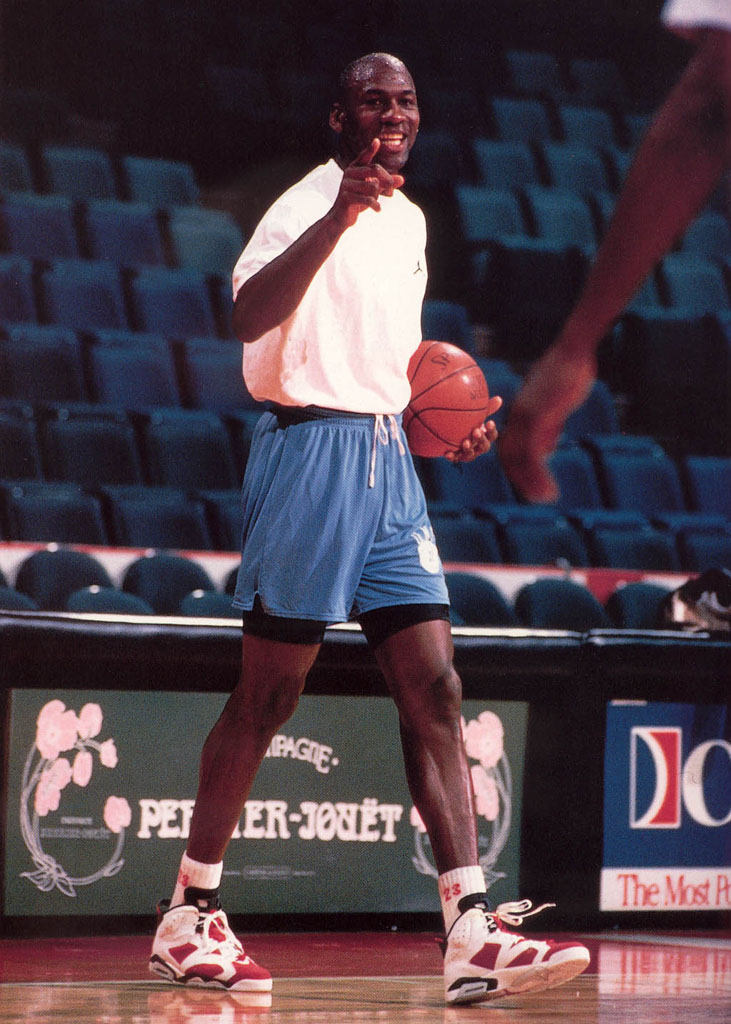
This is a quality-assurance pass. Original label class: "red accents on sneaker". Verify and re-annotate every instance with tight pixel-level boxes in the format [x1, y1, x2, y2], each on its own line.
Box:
[443, 899, 590, 1005]
[149, 901, 272, 992]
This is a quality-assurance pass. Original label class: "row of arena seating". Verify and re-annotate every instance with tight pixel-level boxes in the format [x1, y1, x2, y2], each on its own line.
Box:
[2, 184, 729, 307]
[0, 193, 244, 277]
[0, 258, 232, 339]
[2, 249, 729, 380]
[0, 546, 678, 630]
[1, 405, 729, 570]
[0, 145, 201, 206]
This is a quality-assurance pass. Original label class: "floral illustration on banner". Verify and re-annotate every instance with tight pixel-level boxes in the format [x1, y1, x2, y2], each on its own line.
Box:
[411, 710, 511, 887]
[20, 700, 131, 896]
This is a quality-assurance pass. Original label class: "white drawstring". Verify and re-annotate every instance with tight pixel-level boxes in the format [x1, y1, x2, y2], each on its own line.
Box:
[369, 414, 406, 488]
[490, 899, 556, 928]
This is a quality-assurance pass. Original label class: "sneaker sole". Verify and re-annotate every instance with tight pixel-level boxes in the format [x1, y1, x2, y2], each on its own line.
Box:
[149, 956, 273, 992]
[445, 950, 590, 1005]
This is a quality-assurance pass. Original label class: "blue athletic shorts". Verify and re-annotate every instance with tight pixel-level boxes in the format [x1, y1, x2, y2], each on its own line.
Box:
[232, 406, 449, 624]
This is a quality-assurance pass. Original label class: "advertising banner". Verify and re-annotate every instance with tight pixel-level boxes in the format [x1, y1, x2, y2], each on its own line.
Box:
[4, 689, 527, 917]
[601, 701, 731, 911]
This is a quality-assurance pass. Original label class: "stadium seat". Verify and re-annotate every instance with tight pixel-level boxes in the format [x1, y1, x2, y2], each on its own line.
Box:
[591, 444, 686, 516]
[547, 443, 604, 510]
[445, 570, 517, 626]
[40, 406, 144, 486]
[490, 96, 553, 143]
[168, 206, 244, 276]
[661, 253, 729, 314]
[489, 506, 590, 567]
[683, 456, 731, 516]
[602, 146, 634, 192]
[523, 185, 598, 253]
[454, 185, 527, 250]
[514, 577, 611, 630]
[122, 552, 215, 615]
[504, 49, 567, 98]
[605, 581, 673, 629]
[40, 146, 117, 201]
[539, 142, 612, 194]
[0, 481, 108, 544]
[0, 255, 36, 322]
[86, 331, 181, 408]
[478, 237, 585, 358]
[0, 586, 39, 611]
[562, 379, 620, 439]
[431, 514, 503, 564]
[471, 138, 540, 189]
[39, 259, 128, 332]
[0, 405, 43, 479]
[225, 409, 266, 475]
[1, 323, 87, 403]
[129, 266, 218, 337]
[98, 485, 212, 550]
[179, 588, 239, 618]
[84, 199, 166, 266]
[679, 209, 731, 261]
[197, 489, 243, 551]
[556, 103, 617, 148]
[139, 408, 239, 489]
[211, 274, 235, 338]
[568, 57, 631, 108]
[0, 140, 34, 193]
[15, 548, 113, 610]
[677, 528, 731, 573]
[613, 311, 728, 450]
[122, 156, 200, 206]
[428, 447, 517, 509]
[421, 300, 474, 352]
[179, 338, 259, 412]
[65, 585, 154, 615]
[0, 193, 79, 259]
[587, 522, 681, 571]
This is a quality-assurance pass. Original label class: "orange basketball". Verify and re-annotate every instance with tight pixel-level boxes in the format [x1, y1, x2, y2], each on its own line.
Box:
[403, 341, 490, 458]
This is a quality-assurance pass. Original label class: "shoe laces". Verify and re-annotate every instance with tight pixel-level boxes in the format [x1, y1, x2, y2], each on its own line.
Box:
[195, 906, 247, 960]
[488, 899, 556, 931]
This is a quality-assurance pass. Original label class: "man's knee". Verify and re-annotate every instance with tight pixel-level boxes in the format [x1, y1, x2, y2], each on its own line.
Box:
[397, 661, 463, 730]
[229, 668, 306, 733]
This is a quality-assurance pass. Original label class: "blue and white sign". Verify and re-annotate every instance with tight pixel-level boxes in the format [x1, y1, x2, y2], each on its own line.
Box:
[601, 701, 730, 911]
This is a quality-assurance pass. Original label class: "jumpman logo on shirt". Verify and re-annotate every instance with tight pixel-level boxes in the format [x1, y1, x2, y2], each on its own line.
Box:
[413, 260, 425, 275]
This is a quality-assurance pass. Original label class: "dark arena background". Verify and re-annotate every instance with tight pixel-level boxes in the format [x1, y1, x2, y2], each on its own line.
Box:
[0, 1, 729, 1022]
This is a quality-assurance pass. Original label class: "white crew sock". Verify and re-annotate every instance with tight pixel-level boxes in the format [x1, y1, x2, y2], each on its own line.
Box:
[171, 852, 223, 907]
[439, 865, 488, 933]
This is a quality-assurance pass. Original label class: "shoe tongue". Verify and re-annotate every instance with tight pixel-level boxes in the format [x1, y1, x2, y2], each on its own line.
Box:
[457, 891, 490, 916]
[184, 885, 220, 912]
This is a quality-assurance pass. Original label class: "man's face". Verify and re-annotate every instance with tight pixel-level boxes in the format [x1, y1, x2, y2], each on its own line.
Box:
[331, 61, 420, 173]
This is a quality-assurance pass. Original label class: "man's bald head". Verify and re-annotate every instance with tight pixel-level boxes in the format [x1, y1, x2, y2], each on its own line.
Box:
[336, 53, 414, 105]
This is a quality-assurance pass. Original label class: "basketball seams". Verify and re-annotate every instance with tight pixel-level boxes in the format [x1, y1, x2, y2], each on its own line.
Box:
[409, 365, 484, 404]
[405, 340, 491, 457]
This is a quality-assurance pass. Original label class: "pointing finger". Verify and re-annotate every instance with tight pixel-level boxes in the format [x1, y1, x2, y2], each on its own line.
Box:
[354, 137, 380, 166]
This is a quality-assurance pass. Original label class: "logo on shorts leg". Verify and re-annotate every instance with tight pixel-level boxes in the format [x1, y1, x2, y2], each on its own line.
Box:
[411, 526, 441, 574]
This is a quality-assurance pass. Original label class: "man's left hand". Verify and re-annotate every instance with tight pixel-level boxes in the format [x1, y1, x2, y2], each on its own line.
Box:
[446, 402, 501, 463]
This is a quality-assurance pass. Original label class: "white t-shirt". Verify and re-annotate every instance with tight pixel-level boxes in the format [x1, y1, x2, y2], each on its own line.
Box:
[232, 159, 428, 414]
[663, 0, 731, 35]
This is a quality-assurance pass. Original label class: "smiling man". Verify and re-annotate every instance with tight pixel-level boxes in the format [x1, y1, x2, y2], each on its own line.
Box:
[148, 53, 589, 1006]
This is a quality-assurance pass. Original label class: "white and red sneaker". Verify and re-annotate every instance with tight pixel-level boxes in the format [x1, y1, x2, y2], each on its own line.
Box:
[443, 895, 590, 1004]
[149, 890, 272, 992]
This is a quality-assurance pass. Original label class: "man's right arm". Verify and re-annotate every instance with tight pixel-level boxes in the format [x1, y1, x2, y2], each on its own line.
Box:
[232, 139, 404, 344]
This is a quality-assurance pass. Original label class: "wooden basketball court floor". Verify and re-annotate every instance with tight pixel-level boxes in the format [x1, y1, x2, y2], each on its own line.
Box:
[1, 928, 730, 1023]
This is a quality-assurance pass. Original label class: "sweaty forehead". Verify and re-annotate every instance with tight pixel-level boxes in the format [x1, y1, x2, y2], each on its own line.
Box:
[347, 61, 415, 97]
